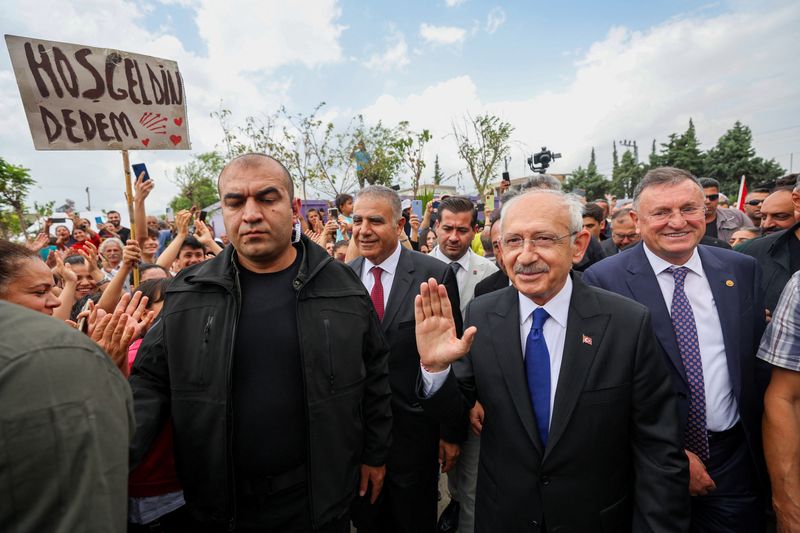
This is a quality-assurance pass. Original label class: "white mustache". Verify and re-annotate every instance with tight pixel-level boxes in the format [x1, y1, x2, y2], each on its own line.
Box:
[514, 263, 549, 275]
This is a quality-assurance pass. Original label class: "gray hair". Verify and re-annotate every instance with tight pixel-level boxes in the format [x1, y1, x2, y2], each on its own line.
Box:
[499, 189, 584, 243]
[521, 173, 562, 192]
[99, 237, 124, 254]
[500, 173, 562, 205]
[632, 167, 701, 210]
[355, 185, 402, 221]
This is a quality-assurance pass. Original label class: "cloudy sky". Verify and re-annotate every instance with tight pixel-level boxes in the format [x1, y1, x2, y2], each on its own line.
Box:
[2, 0, 799, 215]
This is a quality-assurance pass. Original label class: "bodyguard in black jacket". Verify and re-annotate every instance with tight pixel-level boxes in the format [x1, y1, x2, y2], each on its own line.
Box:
[130, 155, 392, 531]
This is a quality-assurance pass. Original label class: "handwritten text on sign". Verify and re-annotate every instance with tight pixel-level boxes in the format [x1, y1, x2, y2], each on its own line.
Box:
[5, 34, 190, 150]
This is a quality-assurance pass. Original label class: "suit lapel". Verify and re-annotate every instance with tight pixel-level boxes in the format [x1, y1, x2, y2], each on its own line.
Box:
[545, 276, 608, 459]
[382, 247, 414, 329]
[698, 246, 742, 401]
[488, 287, 545, 455]
[624, 244, 688, 385]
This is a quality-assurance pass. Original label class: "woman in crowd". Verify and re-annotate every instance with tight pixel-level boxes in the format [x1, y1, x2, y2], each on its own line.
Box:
[141, 228, 161, 263]
[70, 224, 101, 253]
[0, 240, 61, 315]
[419, 228, 437, 254]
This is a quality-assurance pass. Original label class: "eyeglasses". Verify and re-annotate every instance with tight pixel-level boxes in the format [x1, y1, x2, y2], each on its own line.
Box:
[705, 194, 719, 201]
[502, 232, 577, 250]
[746, 199, 763, 206]
[644, 206, 706, 224]
[613, 232, 640, 241]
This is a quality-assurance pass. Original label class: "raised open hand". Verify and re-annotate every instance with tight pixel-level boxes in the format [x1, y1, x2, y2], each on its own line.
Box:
[415, 278, 477, 372]
[26, 232, 50, 252]
[175, 209, 192, 236]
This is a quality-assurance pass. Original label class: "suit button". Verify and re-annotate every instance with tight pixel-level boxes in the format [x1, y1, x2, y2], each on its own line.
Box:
[531, 520, 539, 528]
[541, 475, 550, 486]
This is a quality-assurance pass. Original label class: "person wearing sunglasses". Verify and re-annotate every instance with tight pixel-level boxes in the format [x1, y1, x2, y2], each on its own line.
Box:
[699, 177, 751, 243]
[744, 188, 771, 226]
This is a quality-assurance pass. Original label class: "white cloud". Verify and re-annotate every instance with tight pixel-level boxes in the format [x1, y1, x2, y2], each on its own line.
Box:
[365, 28, 410, 71]
[444, 0, 466, 7]
[361, 2, 800, 189]
[485, 7, 506, 34]
[419, 23, 467, 45]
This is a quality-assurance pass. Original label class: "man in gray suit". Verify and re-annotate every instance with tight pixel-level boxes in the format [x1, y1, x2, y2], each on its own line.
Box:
[428, 195, 497, 533]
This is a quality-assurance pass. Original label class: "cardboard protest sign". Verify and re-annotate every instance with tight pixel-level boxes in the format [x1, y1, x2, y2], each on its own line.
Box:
[5, 34, 190, 151]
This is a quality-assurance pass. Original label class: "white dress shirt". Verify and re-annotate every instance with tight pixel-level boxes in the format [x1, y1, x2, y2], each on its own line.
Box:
[422, 275, 573, 420]
[642, 243, 739, 431]
[359, 242, 402, 310]
[431, 246, 470, 290]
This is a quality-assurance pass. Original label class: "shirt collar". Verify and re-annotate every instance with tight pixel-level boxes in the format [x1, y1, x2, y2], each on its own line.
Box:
[518, 274, 572, 329]
[433, 247, 471, 271]
[364, 241, 402, 275]
[642, 242, 704, 278]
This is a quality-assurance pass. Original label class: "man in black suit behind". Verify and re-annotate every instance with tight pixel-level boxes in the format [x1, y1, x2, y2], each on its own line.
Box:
[584, 167, 768, 531]
[348, 185, 465, 533]
[415, 189, 689, 532]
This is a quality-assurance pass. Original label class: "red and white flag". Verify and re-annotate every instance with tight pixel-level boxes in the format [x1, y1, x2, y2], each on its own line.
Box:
[735, 175, 747, 212]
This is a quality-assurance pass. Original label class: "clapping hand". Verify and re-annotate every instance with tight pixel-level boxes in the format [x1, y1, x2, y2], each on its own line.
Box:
[26, 232, 50, 252]
[414, 278, 477, 372]
[89, 291, 155, 376]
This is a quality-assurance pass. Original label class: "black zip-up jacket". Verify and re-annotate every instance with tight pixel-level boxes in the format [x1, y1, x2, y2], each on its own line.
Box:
[129, 236, 392, 528]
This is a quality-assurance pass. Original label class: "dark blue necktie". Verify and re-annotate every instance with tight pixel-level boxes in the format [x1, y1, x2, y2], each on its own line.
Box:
[525, 307, 551, 447]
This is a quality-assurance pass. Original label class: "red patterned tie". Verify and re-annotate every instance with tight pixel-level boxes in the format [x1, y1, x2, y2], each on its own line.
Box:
[370, 266, 385, 321]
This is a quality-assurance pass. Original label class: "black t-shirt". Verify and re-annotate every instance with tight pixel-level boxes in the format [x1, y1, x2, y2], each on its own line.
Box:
[704, 218, 718, 238]
[232, 248, 305, 477]
[789, 234, 800, 275]
[117, 226, 131, 243]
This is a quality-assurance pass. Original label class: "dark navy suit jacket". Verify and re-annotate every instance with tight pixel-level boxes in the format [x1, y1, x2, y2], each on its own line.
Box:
[583, 241, 768, 485]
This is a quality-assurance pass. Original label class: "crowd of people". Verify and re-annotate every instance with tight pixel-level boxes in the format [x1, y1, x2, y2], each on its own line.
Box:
[1, 152, 800, 533]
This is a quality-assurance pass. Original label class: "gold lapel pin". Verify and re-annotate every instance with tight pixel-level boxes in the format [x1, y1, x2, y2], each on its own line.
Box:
[725, 280, 734, 287]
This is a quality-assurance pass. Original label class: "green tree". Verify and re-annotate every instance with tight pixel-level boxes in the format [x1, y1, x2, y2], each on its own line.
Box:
[565, 148, 608, 199]
[0, 158, 35, 239]
[610, 150, 646, 198]
[169, 152, 224, 212]
[347, 117, 404, 190]
[705, 121, 784, 194]
[393, 122, 432, 197]
[650, 119, 705, 176]
[432, 154, 444, 185]
[453, 113, 514, 196]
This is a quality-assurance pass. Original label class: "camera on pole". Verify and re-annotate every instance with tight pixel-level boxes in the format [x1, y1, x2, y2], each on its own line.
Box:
[527, 146, 561, 173]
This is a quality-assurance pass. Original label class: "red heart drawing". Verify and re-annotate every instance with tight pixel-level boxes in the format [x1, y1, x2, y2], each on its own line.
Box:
[170, 135, 182, 146]
[173, 117, 183, 126]
[141, 138, 150, 147]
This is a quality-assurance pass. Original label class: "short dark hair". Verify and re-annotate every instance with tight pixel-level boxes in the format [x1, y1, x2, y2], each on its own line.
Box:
[146, 227, 159, 240]
[335, 193, 353, 210]
[776, 173, 799, 188]
[333, 240, 348, 253]
[140, 263, 170, 277]
[633, 167, 700, 209]
[0, 240, 40, 295]
[582, 203, 604, 223]
[698, 177, 720, 190]
[218, 153, 294, 201]
[179, 236, 205, 252]
[439, 196, 477, 227]
[107, 210, 120, 216]
[135, 278, 171, 307]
